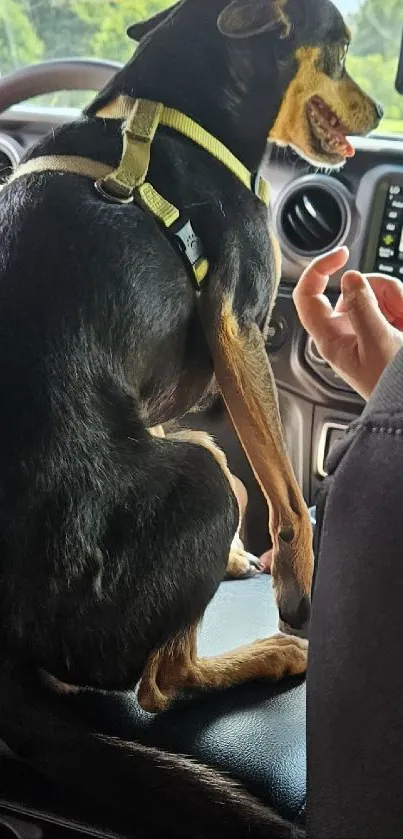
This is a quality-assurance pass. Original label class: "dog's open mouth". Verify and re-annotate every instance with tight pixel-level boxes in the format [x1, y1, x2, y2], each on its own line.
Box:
[307, 95, 355, 160]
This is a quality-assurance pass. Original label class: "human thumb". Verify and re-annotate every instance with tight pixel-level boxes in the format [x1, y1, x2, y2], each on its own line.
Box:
[341, 270, 389, 345]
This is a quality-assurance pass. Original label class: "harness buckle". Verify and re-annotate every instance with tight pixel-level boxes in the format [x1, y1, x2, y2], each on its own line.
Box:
[170, 218, 209, 289]
[94, 178, 134, 205]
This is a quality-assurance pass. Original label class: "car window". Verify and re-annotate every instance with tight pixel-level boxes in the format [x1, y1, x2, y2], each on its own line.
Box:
[1, 0, 403, 136]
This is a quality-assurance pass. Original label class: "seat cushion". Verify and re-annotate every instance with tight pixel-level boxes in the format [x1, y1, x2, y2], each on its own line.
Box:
[66, 575, 306, 822]
[1, 576, 306, 826]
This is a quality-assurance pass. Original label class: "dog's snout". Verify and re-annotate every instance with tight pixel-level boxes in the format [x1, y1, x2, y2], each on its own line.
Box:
[374, 101, 384, 121]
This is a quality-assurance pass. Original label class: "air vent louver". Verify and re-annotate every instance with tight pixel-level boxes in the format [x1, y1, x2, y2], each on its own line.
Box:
[279, 183, 347, 256]
[0, 151, 13, 185]
[0, 136, 23, 185]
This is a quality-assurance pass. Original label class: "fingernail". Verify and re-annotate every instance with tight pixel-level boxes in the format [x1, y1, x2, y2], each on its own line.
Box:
[342, 272, 365, 303]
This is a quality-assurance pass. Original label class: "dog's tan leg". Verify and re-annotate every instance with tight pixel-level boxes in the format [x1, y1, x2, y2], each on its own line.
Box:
[149, 425, 165, 438]
[165, 428, 230, 474]
[226, 539, 252, 578]
[226, 534, 261, 579]
[200, 296, 313, 633]
[138, 625, 307, 713]
[166, 429, 259, 578]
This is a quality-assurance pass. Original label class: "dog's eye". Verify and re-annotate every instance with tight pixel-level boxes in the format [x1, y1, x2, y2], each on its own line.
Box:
[339, 44, 349, 66]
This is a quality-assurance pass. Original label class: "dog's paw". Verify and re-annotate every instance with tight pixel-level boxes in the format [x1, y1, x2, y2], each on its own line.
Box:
[250, 635, 308, 680]
[275, 635, 308, 677]
[226, 546, 263, 579]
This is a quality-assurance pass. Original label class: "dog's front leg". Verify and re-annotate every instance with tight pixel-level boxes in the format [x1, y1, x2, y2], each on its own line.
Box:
[148, 425, 165, 438]
[227, 477, 262, 578]
[200, 294, 313, 637]
[138, 624, 307, 713]
[165, 428, 261, 579]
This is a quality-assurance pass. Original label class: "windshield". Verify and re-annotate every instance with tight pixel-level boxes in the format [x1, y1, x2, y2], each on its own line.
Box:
[1, 0, 403, 136]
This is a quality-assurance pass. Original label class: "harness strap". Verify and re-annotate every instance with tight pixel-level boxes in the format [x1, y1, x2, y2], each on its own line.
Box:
[100, 100, 163, 202]
[2, 98, 270, 288]
[160, 107, 270, 206]
[5, 155, 113, 186]
[97, 98, 270, 207]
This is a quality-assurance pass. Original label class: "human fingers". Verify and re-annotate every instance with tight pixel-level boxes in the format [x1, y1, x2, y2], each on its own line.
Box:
[336, 274, 403, 329]
[293, 247, 349, 343]
[340, 271, 395, 349]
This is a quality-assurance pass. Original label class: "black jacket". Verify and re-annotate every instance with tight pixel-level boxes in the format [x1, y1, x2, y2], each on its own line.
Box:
[308, 346, 403, 838]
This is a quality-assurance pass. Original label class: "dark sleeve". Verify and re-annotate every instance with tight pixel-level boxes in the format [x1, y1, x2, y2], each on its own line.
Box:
[307, 347, 403, 839]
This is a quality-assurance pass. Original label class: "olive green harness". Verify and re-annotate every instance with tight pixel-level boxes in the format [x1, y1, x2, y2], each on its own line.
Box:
[3, 97, 270, 288]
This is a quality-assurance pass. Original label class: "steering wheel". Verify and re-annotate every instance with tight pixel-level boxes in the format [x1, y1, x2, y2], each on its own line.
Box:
[0, 58, 122, 113]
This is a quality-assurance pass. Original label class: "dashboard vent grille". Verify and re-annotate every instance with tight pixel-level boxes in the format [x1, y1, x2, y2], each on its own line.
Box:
[0, 150, 13, 185]
[279, 183, 346, 256]
[0, 136, 22, 185]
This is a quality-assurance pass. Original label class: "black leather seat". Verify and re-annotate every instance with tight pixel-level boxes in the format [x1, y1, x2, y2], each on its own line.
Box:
[0, 575, 306, 835]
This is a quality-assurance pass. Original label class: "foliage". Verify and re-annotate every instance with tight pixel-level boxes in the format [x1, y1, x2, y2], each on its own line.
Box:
[346, 0, 403, 126]
[348, 0, 402, 59]
[348, 55, 403, 120]
[68, 0, 168, 62]
[0, 0, 170, 73]
[0, 0, 43, 70]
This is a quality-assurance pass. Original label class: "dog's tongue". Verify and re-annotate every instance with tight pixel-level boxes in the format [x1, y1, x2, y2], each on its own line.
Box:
[326, 122, 355, 158]
[323, 126, 355, 159]
[339, 134, 355, 158]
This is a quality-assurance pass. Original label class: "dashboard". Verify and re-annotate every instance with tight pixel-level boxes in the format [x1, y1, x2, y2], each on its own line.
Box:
[1, 105, 403, 553]
[265, 140, 403, 498]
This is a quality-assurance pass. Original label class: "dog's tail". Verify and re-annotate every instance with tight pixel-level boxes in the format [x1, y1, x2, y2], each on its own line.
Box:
[0, 660, 302, 839]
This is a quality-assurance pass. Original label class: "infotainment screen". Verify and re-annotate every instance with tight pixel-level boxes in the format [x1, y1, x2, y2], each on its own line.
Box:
[375, 185, 403, 279]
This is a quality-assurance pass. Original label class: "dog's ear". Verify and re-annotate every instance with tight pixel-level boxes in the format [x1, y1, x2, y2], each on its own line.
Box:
[217, 0, 291, 39]
[127, 2, 182, 41]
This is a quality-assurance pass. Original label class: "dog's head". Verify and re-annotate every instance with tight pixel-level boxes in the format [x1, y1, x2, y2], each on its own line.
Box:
[125, 0, 382, 170]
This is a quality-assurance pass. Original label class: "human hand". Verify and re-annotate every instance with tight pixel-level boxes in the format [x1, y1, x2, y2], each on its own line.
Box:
[293, 247, 403, 399]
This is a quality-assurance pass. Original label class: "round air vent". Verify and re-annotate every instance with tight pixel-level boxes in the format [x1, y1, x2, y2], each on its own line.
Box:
[0, 135, 22, 185]
[276, 175, 351, 259]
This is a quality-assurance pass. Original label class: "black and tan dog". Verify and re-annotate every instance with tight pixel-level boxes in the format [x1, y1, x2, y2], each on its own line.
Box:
[0, 0, 381, 837]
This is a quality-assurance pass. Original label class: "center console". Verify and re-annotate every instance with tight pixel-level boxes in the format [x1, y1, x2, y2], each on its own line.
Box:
[267, 162, 403, 519]
[361, 172, 403, 277]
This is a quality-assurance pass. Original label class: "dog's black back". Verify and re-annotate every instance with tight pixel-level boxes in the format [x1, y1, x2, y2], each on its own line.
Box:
[0, 101, 272, 679]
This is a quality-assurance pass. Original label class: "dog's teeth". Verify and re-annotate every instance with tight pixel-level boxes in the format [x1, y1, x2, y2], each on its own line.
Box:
[308, 99, 349, 157]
